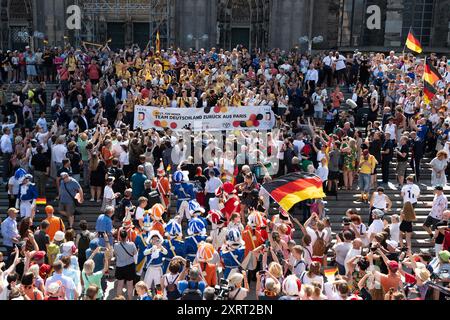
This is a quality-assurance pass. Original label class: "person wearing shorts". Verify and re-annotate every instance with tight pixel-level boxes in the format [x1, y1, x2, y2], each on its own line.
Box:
[423, 186, 448, 239]
[113, 230, 137, 300]
[58, 172, 83, 229]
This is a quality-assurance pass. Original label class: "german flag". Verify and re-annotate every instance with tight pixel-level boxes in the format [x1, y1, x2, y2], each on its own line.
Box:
[424, 60, 443, 85]
[406, 28, 422, 54]
[262, 173, 326, 212]
[423, 81, 437, 103]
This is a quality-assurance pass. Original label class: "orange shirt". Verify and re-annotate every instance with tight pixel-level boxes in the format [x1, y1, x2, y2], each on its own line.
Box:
[152, 177, 171, 207]
[101, 146, 113, 168]
[197, 262, 217, 287]
[45, 216, 65, 241]
[242, 227, 264, 257]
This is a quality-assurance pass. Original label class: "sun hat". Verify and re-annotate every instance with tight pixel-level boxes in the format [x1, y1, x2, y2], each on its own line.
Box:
[438, 250, 450, 263]
[54, 231, 65, 242]
[282, 275, 302, 296]
[415, 268, 430, 282]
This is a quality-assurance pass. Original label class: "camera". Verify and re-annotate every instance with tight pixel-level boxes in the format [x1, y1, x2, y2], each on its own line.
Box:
[214, 278, 231, 300]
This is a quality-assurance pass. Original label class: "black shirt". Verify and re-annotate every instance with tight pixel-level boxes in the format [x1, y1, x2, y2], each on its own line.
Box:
[397, 144, 409, 162]
[382, 139, 394, 160]
[34, 230, 50, 252]
[34, 87, 47, 106]
[66, 151, 82, 174]
[31, 153, 50, 172]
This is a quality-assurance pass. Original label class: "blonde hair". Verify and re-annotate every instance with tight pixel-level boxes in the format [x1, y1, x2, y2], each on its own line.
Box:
[83, 259, 95, 275]
[268, 262, 283, 278]
[302, 284, 314, 299]
[135, 281, 149, 292]
[28, 264, 40, 278]
[437, 150, 448, 159]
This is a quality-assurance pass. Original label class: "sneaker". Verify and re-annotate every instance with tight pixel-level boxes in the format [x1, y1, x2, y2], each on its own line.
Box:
[90, 198, 95, 202]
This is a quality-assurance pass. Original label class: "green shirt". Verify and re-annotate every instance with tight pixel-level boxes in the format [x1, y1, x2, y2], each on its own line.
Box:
[77, 138, 89, 161]
[82, 271, 103, 299]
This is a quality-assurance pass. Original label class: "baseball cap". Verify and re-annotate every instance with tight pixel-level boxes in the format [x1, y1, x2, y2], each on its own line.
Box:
[388, 261, 399, 271]
[60, 172, 69, 178]
[434, 185, 444, 191]
[33, 251, 46, 261]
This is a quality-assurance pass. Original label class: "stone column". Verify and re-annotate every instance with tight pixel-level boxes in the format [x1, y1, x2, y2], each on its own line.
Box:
[384, 0, 403, 47]
[0, 0, 8, 50]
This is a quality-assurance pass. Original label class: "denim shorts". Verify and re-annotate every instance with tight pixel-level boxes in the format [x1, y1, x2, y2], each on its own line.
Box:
[358, 173, 371, 193]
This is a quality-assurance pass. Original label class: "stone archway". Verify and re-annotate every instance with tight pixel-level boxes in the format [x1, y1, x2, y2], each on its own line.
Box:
[3, 0, 34, 50]
[217, 0, 271, 51]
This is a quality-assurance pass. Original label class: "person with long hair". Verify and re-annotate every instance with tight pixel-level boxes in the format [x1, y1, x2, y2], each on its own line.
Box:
[430, 150, 448, 187]
[89, 153, 107, 203]
[341, 137, 358, 190]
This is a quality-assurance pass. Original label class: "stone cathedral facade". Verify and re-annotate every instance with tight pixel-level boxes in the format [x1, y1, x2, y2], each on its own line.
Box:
[1, 0, 449, 52]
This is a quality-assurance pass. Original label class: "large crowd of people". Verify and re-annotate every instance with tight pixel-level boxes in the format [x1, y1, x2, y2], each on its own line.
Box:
[0, 43, 450, 300]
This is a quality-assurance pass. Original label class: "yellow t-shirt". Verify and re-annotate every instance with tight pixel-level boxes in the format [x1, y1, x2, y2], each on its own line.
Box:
[359, 155, 377, 174]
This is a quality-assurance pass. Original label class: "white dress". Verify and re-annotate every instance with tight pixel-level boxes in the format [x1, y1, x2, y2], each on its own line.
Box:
[430, 157, 447, 187]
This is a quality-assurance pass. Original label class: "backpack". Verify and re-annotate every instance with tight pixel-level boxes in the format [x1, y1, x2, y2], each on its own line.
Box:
[165, 274, 181, 300]
[312, 231, 327, 256]
[180, 282, 202, 300]
[77, 231, 91, 260]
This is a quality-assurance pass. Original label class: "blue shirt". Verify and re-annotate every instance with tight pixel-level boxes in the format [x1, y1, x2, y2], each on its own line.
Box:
[95, 214, 113, 246]
[131, 173, 147, 199]
[85, 248, 105, 273]
[184, 235, 207, 260]
[417, 124, 428, 141]
[1, 217, 19, 247]
[177, 280, 206, 295]
[163, 239, 186, 260]
[220, 247, 245, 269]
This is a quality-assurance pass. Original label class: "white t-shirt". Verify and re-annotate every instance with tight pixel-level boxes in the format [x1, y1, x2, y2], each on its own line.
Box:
[135, 207, 146, 221]
[0, 272, 10, 301]
[229, 287, 249, 300]
[103, 185, 116, 207]
[368, 219, 384, 239]
[119, 152, 129, 166]
[300, 272, 324, 290]
[52, 144, 68, 163]
[8, 176, 21, 195]
[334, 55, 346, 71]
[389, 222, 400, 243]
[401, 184, 420, 204]
[333, 242, 352, 265]
[344, 248, 361, 273]
[293, 140, 305, 156]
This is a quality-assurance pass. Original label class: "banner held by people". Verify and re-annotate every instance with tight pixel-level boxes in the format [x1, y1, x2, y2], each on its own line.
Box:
[134, 105, 276, 131]
[261, 172, 326, 212]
